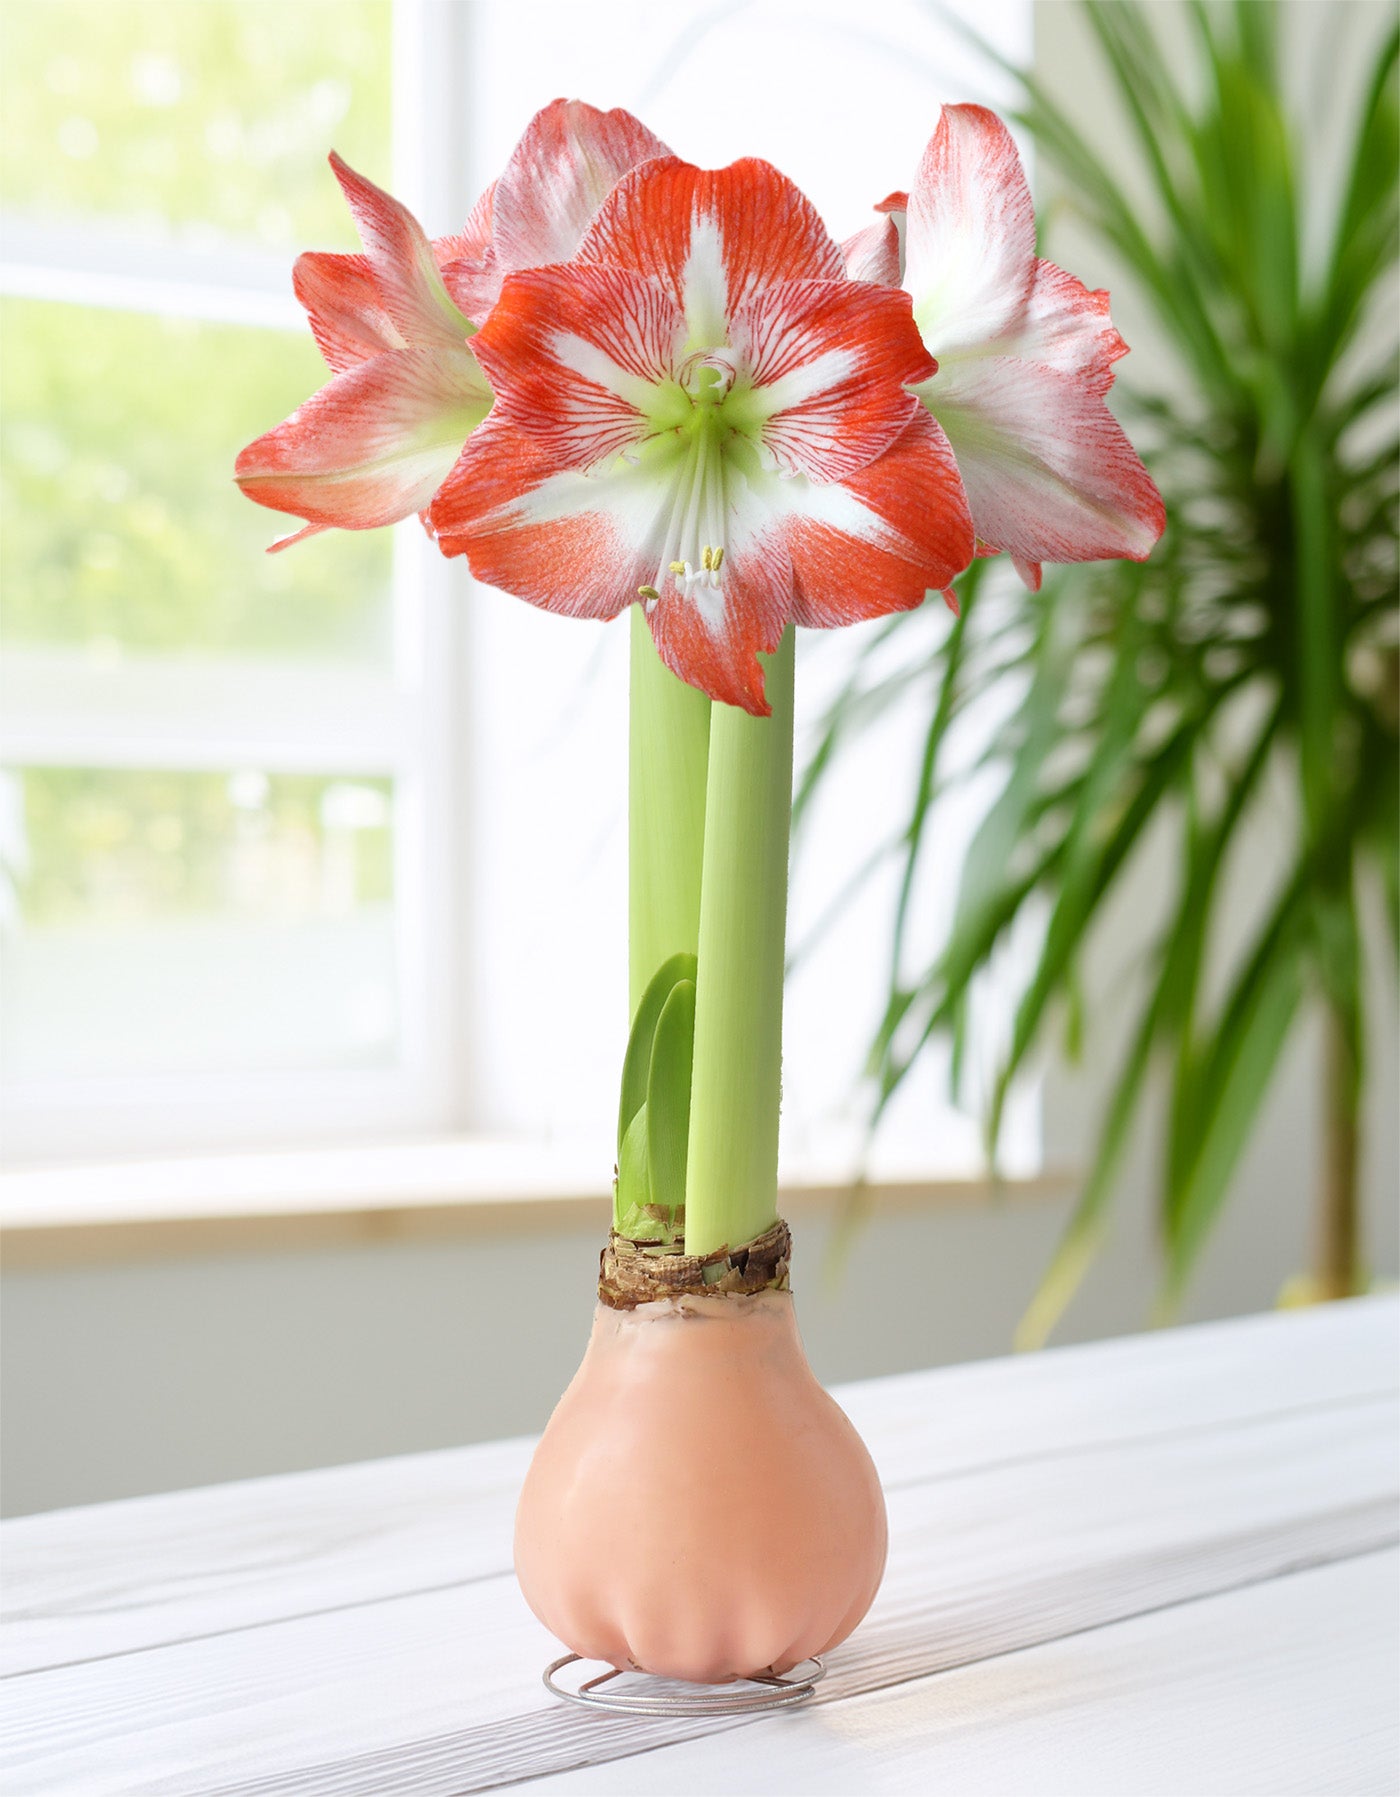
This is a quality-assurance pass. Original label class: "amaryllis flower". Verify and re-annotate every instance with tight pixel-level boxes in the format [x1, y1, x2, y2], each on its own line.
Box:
[236, 100, 669, 548]
[849, 104, 1164, 591]
[428, 157, 975, 713]
[235, 153, 491, 550]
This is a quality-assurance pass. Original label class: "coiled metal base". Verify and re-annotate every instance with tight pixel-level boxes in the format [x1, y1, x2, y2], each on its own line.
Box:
[543, 1652, 825, 1716]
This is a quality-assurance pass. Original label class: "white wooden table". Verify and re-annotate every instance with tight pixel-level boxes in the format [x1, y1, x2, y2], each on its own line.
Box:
[3, 1297, 1397, 1795]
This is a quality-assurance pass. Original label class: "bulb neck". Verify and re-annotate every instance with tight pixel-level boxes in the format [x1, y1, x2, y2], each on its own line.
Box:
[598, 1216, 792, 1309]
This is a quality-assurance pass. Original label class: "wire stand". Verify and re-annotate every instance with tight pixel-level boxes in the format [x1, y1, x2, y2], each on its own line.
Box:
[543, 1652, 825, 1716]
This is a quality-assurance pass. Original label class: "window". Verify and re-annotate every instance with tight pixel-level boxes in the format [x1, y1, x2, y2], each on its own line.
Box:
[1, 0, 1036, 1181]
[0, 0, 465, 1159]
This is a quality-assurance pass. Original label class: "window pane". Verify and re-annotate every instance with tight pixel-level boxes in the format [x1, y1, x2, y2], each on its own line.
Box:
[0, 0, 391, 249]
[0, 765, 398, 1079]
[1, 298, 392, 660]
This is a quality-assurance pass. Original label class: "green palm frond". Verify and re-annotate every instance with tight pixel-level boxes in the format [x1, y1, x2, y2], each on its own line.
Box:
[801, 0, 1398, 1339]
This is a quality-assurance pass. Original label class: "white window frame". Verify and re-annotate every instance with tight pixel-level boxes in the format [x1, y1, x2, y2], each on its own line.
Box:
[0, 0, 476, 1162]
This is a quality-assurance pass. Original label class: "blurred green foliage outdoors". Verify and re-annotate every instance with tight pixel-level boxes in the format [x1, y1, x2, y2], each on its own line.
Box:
[0, 0, 389, 246]
[1, 2, 399, 1053]
[12, 768, 394, 928]
[1, 298, 392, 659]
[0, 0, 395, 660]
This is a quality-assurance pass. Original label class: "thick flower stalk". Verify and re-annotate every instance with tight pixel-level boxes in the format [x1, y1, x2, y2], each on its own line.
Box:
[847, 104, 1165, 589]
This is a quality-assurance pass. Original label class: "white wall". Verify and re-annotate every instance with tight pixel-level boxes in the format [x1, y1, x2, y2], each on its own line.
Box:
[2, 0, 1395, 1519]
[7, 1141, 1395, 1518]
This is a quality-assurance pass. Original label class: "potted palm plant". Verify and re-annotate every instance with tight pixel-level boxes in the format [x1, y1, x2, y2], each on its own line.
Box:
[799, 0, 1398, 1344]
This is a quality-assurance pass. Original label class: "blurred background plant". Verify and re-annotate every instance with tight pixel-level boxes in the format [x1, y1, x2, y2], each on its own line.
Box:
[799, 0, 1399, 1342]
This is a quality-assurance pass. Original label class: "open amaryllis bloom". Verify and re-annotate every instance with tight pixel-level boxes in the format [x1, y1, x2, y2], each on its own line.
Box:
[849, 104, 1164, 591]
[429, 157, 975, 712]
[236, 100, 669, 547]
[235, 152, 491, 550]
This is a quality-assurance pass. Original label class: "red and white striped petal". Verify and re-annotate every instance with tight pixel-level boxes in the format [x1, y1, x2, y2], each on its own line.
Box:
[645, 411, 971, 713]
[235, 346, 491, 535]
[431, 414, 793, 714]
[777, 408, 974, 625]
[1016, 258, 1128, 394]
[468, 264, 687, 468]
[328, 152, 474, 354]
[729, 278, 933, 482]
[578, 157, 844, 343]
[435, 180, 499, 327]
[651, 529, 791, 715]
[919, 356, 1165, 566]
[491, 100, 672, 278]
[293, 250, 403, 372]
[841, 214, 902, 286]
[429, 412, 679, 619]
[899, 103, 1163, 575]
[905, 104, 1035, 356]
[434, 177, 495, 269]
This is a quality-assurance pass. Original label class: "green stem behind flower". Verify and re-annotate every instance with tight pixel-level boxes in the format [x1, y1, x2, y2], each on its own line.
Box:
[628, 605, 711, 1016]
[684, 627, 796, 1258]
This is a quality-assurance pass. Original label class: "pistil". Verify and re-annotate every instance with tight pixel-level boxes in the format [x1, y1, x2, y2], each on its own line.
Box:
[636, 394, 732, 625]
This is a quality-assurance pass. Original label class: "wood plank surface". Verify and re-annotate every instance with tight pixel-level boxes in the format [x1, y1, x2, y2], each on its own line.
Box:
[514, 1552, 1400, 1797]
[2, 1298, 1396, 1795]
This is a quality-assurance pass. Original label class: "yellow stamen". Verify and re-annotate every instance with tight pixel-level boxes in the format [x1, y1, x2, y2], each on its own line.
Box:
[711, 546, 724, 571]
[638, 584, 661, 601]
[669, 560, 687, 575]
[702, 546, 713, 571]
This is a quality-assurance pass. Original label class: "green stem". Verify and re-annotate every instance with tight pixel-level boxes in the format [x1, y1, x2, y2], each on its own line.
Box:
[628, 605, 711, 1017]
[684, 628, 796, 1257]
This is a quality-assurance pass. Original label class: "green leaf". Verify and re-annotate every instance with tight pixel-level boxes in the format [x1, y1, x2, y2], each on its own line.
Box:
[1291, 433, 1339, 838]
[1164, 705, 1283, 1197]
[1062, 965, 1085, 1065]
[1021, 701, 1282, 1346]
[987, 684, 1209, 1150]
[646, 976, 696, 1222]
[1080, 5, 1228, 352]
[1317, 24, 1399, 371]
[887, 572, 976, 990]
[614, 1101, 652, 1236]
[618, 951, 696, 1157]
[939, 600, 1069, 966]
[1161, 933, 1305, 1311]
[1165, 844, 1310, 1216]
[1017, 989, 1156, 1352]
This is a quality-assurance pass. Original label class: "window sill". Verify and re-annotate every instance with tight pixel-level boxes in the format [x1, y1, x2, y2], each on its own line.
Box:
[0, 1135, 1071, 1265]
[0, 1138, 1074, 1267]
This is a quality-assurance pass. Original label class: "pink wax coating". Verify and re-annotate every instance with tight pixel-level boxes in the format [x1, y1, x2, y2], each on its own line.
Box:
[514, 1290, 887, 1684]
